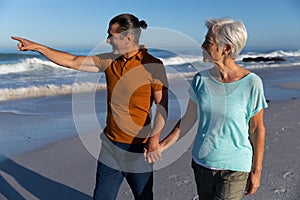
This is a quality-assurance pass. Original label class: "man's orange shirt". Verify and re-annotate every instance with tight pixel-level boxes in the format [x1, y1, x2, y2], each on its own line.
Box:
[92, 48, 168, 144]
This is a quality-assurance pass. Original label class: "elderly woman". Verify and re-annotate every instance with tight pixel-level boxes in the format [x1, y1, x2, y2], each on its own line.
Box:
[154, 18, 268, 200]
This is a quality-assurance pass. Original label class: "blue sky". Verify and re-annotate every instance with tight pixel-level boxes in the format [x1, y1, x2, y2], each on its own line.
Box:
[1, 0, 300, 50]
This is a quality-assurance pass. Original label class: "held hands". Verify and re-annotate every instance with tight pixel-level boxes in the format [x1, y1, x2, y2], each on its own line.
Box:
[143, 139, 170, 163]
[11, 36, 38, 51]
[144, 130, 179, 163]
[143, 139, 164, 164]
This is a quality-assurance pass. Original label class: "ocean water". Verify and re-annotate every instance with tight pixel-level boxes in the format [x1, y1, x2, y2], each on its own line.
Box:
[1, 48, 300, 102]
[0, 47, 300, 158]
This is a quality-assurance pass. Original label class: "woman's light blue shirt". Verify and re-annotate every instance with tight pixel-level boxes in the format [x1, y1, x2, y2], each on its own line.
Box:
[189, 69, 268, 172]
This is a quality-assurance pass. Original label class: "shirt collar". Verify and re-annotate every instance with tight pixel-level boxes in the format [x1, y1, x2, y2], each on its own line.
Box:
[117, 45, 147, 62]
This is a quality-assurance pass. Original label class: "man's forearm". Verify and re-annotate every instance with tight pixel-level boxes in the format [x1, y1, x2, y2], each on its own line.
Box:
[36, 45, 92, 71]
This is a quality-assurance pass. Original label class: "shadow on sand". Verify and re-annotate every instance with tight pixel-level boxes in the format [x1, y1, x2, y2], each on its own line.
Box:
[0, 154, 92, 200]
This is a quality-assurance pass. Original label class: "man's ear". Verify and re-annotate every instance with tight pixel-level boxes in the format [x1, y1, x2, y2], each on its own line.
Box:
[126, 33, 133, 42]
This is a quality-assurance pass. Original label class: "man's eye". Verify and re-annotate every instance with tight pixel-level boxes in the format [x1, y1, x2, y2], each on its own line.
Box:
[206, 41, 214, 45]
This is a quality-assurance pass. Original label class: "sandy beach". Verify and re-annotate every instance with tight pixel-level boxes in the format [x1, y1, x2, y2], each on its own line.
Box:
[1, 66, 300, 200]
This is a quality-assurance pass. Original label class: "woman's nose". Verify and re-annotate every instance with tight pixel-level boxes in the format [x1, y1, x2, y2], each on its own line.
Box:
[201, 42, 205, 49]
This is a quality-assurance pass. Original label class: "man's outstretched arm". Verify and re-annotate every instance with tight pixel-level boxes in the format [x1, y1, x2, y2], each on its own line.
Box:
[11, 36, 99, 72]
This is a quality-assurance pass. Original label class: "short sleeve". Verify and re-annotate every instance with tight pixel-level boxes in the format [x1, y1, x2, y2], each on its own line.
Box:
[189, 72, 202, 103]
[92, 53, 115, 72]
[249, 75, 268, 117]
[151, 62, 169, 92]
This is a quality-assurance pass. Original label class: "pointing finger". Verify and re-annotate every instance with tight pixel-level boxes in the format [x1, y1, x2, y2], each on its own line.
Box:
[11, 36, 23, 42]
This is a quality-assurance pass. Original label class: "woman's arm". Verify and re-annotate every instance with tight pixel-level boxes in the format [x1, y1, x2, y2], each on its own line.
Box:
[160, 99, 198, 152]
[245, 109, 266, 196]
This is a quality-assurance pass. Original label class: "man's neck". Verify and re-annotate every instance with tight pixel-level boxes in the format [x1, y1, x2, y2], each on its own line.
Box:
[123, 49, 139, 59]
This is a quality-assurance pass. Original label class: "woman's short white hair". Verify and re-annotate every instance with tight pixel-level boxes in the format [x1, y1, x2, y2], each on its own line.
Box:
[205, 17, 247, 59]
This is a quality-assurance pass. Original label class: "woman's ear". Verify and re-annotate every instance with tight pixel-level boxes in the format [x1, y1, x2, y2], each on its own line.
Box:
[224, 44, 233, 55]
